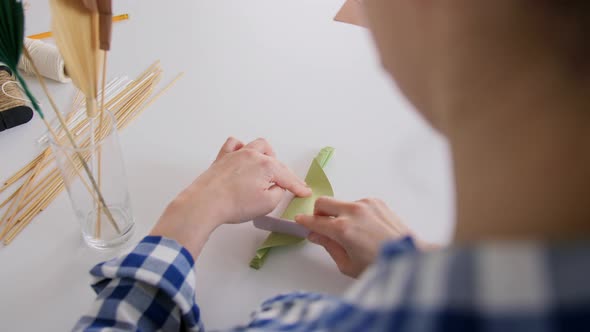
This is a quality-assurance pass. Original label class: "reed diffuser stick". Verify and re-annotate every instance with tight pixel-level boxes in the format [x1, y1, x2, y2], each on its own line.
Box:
[0, 188, 19, 210]
[3, 151, 49, 229]
[0, 153, 45, 191]
[4, 183, 65, 245]
[96, 50, 108, 238]
[0, 153, 47, 231]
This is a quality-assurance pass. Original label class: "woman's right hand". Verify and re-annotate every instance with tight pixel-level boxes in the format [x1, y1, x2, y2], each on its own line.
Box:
[295, 197, 436, 278]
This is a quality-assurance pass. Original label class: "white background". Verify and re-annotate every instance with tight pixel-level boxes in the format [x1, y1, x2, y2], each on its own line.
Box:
[0, 1, 454, 330]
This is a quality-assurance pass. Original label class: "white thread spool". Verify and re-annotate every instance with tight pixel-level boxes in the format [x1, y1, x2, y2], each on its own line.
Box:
[18, 38, 71, 83]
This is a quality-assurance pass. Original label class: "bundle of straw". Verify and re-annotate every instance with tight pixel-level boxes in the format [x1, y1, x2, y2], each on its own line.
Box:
[49, 0, 101, 117]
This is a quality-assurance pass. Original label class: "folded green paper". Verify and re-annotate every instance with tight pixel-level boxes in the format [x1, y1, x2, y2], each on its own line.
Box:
[249, 147, 335, 269]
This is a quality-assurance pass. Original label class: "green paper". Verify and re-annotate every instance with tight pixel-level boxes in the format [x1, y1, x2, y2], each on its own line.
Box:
[250, 147, 335, 269]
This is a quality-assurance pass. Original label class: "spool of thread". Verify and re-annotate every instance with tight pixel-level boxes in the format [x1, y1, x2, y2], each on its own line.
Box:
[0, 66, 34, 132]
[18, 38, 71, 83]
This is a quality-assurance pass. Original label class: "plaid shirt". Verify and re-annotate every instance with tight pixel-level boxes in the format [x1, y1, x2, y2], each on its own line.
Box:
[74, 236, 590, 331]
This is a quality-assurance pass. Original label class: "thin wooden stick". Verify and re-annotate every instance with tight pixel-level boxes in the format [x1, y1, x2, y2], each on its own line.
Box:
[117, 88, 154, 129]
[124, 73, 184, 127]
[0, 185, 22, 227]
[117, 78, 157, 122]
[96, 50, 108, 239]
[0, 153, 45, 192]
[4, 183, 65, 245]
[72, 90, 84, 109]
[0, 150, 47, 238]
[107, 72, 158, 111]
[5, 150, 49, 225]
[17, 180, 63, 225]
[0, 187, 20, 210]
[18, 170, 60, 213]
[104, 61, 161, 109]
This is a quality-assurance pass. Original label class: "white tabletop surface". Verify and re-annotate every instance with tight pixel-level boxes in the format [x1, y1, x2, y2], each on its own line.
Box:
[0, 1, 454, 330]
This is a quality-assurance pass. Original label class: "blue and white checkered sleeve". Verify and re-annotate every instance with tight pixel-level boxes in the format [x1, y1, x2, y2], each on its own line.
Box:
[73, 236, 203, 332]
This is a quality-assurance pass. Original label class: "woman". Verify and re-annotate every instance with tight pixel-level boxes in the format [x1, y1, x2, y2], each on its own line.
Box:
[75, 1, 590, 331]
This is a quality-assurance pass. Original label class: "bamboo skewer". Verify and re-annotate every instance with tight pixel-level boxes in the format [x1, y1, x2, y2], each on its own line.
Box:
[4, 183, 65, 245]
[0, 151, 49, 238]
[12, 151, 50, 211]
[131, 73, 185, 124]
[16, 179, 63, 225]
[0, 153, 45, 193]
[0, 186, 23, 228]
[1, 153, 56, 210]
[18, 170, 60, 213]
[96, 50, 109, 238]
[0, 152, 47, 227]
[0, 189, 19, 210]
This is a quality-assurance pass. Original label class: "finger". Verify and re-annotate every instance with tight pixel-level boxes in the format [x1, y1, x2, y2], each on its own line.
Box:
[308, 232, 350, 270]
[264, 185, 286, 211]
[243, 138, 276, 157]
[270, 160, 312, 197]
[295, 214, 345, 243]
[314, 196, 356, 217]
[216, 137, 244, 161]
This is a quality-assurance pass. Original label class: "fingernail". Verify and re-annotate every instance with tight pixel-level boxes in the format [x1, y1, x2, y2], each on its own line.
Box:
[294, 214, 304, 222]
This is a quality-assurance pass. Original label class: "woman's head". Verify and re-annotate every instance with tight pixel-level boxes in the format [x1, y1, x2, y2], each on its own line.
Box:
[363, 0, 590, 133]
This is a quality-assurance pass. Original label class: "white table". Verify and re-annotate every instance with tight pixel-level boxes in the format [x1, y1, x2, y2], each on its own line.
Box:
[0, 1, 454, 330]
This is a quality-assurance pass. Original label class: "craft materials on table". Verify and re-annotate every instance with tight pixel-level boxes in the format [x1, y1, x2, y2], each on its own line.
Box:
[0, 62, 184, 245]
[0, 0, 183, 246]
[0, 66, 34, 132]
[250, 147, 335, 269]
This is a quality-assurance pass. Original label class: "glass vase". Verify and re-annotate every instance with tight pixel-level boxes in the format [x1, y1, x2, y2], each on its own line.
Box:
[49, 110, 134, 249]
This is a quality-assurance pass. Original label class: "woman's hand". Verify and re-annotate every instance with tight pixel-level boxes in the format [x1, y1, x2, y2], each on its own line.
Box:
[295, 197, 435, 278]
[151, 137, 311, 259]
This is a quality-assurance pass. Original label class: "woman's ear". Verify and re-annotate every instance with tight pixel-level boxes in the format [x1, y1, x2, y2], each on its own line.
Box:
[334, 0, 368, 28]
